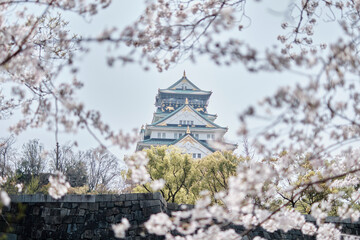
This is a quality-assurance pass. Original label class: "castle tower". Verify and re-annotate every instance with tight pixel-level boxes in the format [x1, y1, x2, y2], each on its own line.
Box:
[136, 73, 237, 158]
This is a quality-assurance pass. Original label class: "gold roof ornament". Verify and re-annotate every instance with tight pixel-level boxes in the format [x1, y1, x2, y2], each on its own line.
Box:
[185, 98, 189, 105]
[186, 126, 191, 134]
[183, 70, 186, 77]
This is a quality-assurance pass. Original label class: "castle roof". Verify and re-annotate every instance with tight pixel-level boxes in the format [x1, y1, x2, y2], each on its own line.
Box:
[158, 73, 212, 95]
[149, 102, 226, 129]
[137, 133, 215, 153]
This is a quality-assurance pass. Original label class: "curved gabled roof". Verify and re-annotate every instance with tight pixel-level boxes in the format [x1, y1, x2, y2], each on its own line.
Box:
[168, 74, 201, 90]
[172, 133, 215, 152]
[136, 133, 216, 153]
[149, 103, 226, 129]
[160, 74, 212, 95]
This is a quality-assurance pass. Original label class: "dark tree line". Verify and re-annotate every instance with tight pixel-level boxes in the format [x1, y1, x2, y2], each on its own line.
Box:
[0, 136, 124, 194]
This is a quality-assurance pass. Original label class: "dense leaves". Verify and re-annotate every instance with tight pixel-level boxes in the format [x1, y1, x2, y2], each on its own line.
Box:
[132, 146, 242, 204]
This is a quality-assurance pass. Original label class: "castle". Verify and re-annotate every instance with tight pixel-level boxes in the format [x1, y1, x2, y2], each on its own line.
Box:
[136, 72, 237, 158]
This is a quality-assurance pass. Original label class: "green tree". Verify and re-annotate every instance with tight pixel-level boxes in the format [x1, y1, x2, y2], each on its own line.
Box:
[194, 151, 244, 203]
[133, 146, 198, 204]
[132, 146, 242, 204]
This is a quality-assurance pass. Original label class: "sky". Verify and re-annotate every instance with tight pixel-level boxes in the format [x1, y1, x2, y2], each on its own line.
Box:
[1, 1, 340, 159]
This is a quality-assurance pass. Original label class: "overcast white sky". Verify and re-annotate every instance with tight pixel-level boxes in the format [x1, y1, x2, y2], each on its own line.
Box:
[1, 1, 339, 159]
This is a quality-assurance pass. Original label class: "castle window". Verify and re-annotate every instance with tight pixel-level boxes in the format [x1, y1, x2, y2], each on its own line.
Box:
[187, 120, 190, 125]
[207, 134, 210, 139]
[197, 153, 201, 158]
[174, 133, 178, 139]
[193, 153, 196, 158]
[191, 121, 194, 125]
[179, 133, 182, 138]
[179, 120, 182, 124]
[162, 133, 166, 138]
[211, 134, 215, 140]
[195, 134, 199, 139]
[158, 133, 161, 138]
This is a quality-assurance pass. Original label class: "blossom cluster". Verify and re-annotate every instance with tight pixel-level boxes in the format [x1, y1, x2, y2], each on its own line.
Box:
[48, 171, 71, 199]
[112, 218, 130, 239]
[125, 152, 150, 185]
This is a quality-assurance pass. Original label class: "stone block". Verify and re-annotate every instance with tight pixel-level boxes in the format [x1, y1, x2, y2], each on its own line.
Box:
[140, 200, 160, 208]
[114, 201, 124, 207]
[112, 194, 126, 201]
[78, 209, 86, 216]
[63, 216, 73, 224]
[120, 208, 130, 214]
[137, 193, 146, 200]
[70, 209, 77, 215]
[150, 206, 161, 214]
[106, 209, 114, 217]
[41, 207, 50, 217]
[125, 214, 134, 221]
[62, 202, 71, 208]
[50, 209, 60, 216]
[60, 208, 70, 217]
[131, 203, 140, 211]
[67, 223, 77, 234]
[111, 207, 120, 215]
[130, 220, 138, 229]
[89, 203, 99, 211]
[106, 215, 114, 223]
[85, 213, 95, 222]
[152, 192, 162, 200]
[44, 223, 57, 232]
[114, 214, 124, 222]
[99, 221, 109, 229]
[125, 194, 138, 201]
[107, 202, 114, 208]
[133, 211, 144, 221]
[95, 194, 112, 202]
[32, 206, 40, 215]
[79, 203, 88, 209]
[51, 216, 62, 224]
[144, 193, 155, 200]
[75, 216, 85, 224]
[83, 229, 93, 239]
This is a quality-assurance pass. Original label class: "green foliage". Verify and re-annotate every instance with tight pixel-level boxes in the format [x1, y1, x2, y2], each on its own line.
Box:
[132, 146, 242, 204]
[24, 176, 40, 194]
[68, 185, 90, 194]
[136, 146, 198, 204]
[194, 151, 243, 203]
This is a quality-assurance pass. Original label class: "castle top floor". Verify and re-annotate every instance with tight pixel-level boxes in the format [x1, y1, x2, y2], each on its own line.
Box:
[155, 72, 212, 113]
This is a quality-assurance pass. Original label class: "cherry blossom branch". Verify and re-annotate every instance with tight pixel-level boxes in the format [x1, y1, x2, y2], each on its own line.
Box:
[0, 0, 55, 66]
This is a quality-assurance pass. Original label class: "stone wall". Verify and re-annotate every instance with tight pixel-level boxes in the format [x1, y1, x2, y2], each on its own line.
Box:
[1, 193, 167, 240]
[1, 194, 360, 240]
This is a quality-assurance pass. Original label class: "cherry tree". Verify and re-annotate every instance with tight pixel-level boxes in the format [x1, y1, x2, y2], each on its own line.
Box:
[121, 1, 360, 239]
[1, 0, 360, 239]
